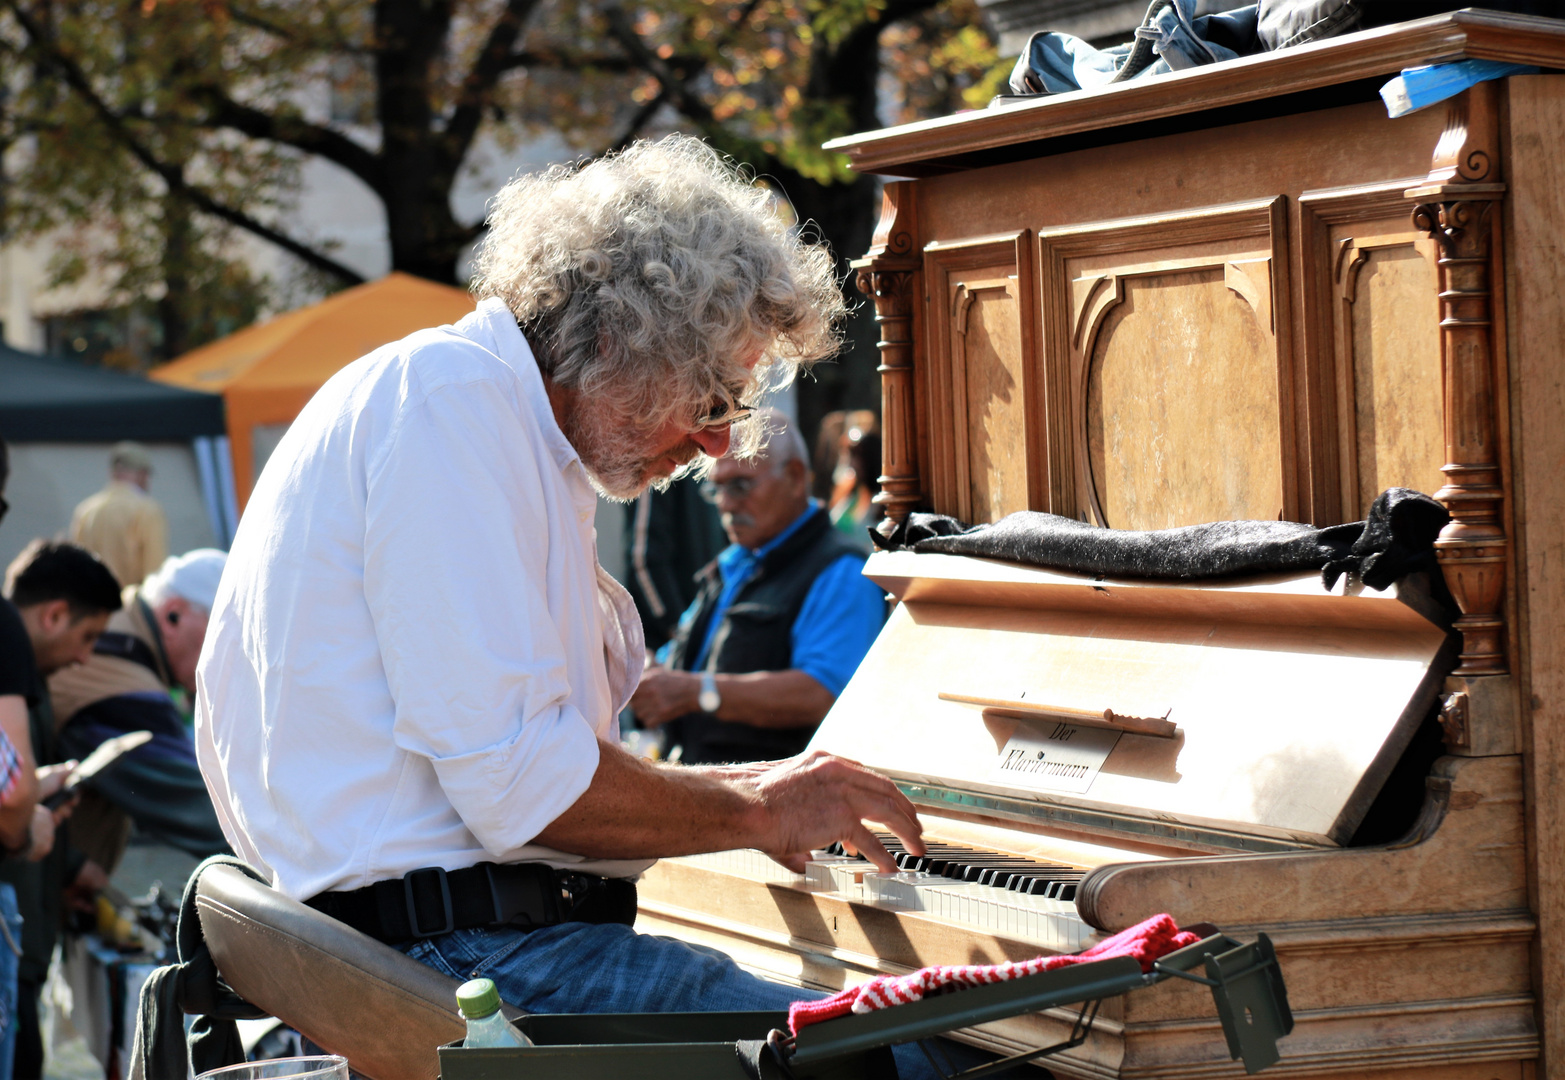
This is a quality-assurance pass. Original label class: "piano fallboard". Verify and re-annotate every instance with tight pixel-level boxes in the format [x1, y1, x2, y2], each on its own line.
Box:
[816, 553, 1454, 851]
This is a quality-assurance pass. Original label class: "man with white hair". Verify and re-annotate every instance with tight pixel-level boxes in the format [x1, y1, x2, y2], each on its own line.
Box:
[630, 408, 886, 763]
[196, 135, 943, 1074]
[49, 548, 230, 871]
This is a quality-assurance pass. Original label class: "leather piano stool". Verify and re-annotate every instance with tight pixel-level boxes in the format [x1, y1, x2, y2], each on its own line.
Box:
[195, 863, 520, 1080]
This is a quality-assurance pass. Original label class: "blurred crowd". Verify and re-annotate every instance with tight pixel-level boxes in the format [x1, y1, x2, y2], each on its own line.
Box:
[0, 431, 228, 1080]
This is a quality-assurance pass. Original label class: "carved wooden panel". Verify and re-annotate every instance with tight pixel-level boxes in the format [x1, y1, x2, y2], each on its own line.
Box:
[1301, 182, 1444, 522]
[1038, 199, 1293, 530]
[923, 233, 1040, 524]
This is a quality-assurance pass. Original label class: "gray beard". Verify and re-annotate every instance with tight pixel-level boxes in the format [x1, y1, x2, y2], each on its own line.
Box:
[560, 397, 691, 502]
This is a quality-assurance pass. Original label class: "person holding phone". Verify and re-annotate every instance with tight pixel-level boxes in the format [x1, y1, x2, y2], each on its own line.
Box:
[0, 539, 119, 1080]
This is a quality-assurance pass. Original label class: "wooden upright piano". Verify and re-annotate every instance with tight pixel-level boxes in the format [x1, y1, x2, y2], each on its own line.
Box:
[636, 12, 1565, 1079]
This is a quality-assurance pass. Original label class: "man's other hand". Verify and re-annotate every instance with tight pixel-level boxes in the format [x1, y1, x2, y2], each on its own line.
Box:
[734, 750, 924, 874]
[629, 667, 698, 728]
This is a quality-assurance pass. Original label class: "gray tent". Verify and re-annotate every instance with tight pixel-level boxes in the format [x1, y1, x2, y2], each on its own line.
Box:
[0, 346, 236, 572]
[0, 345, 224, 441]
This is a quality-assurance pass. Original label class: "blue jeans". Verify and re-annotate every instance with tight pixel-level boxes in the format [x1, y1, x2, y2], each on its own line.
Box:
[399, 922, 968, 1079]
[0, 883, 21, 1080]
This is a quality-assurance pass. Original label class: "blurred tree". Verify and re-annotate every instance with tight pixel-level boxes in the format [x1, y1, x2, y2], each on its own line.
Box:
[0, 0, 1001, 387]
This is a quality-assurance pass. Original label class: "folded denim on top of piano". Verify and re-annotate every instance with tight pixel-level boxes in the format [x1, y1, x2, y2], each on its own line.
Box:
[870, 487, 1448, 591]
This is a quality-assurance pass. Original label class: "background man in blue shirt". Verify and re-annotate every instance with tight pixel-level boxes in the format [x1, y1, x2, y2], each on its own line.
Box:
[630, 409, 887, 763]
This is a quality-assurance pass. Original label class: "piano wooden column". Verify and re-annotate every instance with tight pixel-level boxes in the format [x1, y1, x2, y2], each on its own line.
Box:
[853, 182, 922, 525]
[1409, 83, 1509, 676]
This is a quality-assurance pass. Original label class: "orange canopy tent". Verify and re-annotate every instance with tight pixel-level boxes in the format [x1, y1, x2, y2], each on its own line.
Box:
[152, 272, 475, 508]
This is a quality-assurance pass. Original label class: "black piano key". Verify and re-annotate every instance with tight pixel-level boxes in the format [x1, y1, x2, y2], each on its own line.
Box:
[874, 835, 974, 858]
[1013, 870, 1080, 890]
[1040, 879, 1079, 899]
[976, 865, 1035, 886]
[942, 859, 1015, 880]
[962, 860, 1041, 883]
[989, 868, 1068, 890]
[1003, 872, 1057, 891]
[954, 856, 1036, 867]
[983, 863, 1073, 882]
[1004, 866, 1081, 883]
[924, 857, 970, 876]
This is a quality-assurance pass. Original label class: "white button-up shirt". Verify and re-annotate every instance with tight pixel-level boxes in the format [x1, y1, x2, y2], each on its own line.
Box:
[195, 299, 650, 900]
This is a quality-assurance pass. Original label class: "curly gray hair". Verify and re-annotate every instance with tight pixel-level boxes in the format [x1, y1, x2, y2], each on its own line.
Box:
[469, 135, 847, 456]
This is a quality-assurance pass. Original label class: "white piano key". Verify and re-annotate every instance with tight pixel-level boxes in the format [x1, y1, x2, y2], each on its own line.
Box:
[805, 856, 860, 891]
[823, 862, 871, 897]
[863, 871, 954, 910]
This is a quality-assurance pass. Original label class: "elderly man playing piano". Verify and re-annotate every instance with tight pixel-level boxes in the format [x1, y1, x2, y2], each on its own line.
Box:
[194, 135, 933, 1068]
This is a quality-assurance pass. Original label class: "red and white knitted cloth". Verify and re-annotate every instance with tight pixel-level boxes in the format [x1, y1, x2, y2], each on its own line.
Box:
[787, 913, 1199, 1034]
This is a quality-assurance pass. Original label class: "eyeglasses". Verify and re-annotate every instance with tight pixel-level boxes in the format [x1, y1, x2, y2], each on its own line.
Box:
[690, 398, 756, 433]
[699, 476, 758, 503]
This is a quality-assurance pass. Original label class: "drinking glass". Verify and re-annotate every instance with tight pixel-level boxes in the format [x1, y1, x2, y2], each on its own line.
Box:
[195, 1056, 350, 1080]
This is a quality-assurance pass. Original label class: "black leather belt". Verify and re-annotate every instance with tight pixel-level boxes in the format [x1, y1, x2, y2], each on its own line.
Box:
[304, 862, 638, 943]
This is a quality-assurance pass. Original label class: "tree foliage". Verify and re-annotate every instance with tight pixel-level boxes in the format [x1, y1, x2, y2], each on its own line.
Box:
[0, 0, 1001, 394]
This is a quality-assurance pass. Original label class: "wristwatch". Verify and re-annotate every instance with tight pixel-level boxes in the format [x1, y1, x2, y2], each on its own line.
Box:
[698, 671, 721, 714]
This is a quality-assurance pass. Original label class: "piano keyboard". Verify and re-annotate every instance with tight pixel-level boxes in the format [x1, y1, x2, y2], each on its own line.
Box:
[671, 837, 1096, 952]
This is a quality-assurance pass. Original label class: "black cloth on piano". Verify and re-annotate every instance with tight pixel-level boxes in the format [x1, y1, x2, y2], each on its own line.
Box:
[870, 486, 1449, 591]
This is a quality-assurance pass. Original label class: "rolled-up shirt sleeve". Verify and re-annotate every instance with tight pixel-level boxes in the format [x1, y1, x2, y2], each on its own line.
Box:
[361, 374, 600, 857]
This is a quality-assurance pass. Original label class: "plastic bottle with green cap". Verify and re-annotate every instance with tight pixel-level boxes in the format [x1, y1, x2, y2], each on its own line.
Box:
[456, 978, 534, 1048]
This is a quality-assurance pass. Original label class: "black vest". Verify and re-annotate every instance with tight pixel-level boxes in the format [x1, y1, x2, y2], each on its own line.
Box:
[664, 507, 863, 764]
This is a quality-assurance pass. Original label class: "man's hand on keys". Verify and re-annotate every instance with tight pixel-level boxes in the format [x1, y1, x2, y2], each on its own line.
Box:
[725, 750, 925, 874]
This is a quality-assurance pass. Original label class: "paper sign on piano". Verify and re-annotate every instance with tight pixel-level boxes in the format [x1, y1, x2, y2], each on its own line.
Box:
[993, 723, 1121, 794]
